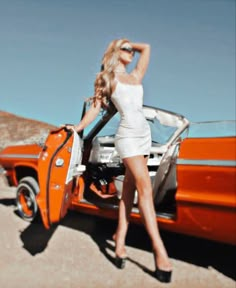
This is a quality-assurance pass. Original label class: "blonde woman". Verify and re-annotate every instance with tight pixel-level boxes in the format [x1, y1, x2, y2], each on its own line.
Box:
[66, 39, 172, 283]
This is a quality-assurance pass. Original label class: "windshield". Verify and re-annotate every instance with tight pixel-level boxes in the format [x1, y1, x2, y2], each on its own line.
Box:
[143, 106, 188, 145]
[187, 121, 236, 138]
[147, 118, 177, 144]
[85, 105, 188, 146]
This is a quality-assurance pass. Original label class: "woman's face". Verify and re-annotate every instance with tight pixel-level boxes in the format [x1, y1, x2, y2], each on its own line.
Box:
[118, 42, 134, 65]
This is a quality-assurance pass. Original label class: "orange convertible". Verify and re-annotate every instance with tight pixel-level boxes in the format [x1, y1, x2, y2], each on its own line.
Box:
[0, 103, 235, 245]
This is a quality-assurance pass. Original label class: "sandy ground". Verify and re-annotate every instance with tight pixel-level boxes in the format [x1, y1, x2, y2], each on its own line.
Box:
[0, 177, 235, 288]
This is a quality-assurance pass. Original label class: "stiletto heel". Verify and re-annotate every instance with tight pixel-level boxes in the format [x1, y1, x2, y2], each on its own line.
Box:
[115, 256, 127, 269]
[155, 266, 172, 283]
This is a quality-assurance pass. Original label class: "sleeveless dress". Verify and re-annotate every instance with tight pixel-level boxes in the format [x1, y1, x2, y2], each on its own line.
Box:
[111, 80, 151, 159]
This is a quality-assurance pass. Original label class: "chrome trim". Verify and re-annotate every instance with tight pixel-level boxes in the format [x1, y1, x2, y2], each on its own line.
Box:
[0, 154, 40, 159]
[177, 159, 236, 167]
[78, 199, 175, 220]
[78, 198, 119, 210]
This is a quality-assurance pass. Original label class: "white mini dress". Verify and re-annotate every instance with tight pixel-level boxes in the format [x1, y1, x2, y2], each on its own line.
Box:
[111, 80, 151, 159]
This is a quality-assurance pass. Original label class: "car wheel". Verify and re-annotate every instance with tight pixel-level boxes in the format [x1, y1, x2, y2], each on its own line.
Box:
[16, 176, 39, 222]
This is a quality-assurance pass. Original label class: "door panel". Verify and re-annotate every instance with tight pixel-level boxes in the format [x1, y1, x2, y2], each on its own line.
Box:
[153, 143, 179, 205]
[175, 136, 236, 245]
[37, 128, 83, 229]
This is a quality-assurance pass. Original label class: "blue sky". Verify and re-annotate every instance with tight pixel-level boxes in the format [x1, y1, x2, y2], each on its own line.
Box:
[0, 0, 235, 125]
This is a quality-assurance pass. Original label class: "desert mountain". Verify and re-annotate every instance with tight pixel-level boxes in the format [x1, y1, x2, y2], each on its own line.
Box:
[0, 110, 56, 151]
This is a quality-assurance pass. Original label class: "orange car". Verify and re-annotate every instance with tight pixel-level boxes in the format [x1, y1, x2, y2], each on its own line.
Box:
[0, 103, 235, 245]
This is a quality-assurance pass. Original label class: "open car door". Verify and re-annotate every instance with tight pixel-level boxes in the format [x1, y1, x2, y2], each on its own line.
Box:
[37, 128, 84, 229]
[142, 107, 189, 204]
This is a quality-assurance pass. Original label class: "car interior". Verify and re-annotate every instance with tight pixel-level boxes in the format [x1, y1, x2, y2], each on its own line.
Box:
[77, 103, 189, 220]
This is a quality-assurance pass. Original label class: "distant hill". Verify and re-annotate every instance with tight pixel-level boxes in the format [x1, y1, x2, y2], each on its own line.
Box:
[0, 111, 56, 151]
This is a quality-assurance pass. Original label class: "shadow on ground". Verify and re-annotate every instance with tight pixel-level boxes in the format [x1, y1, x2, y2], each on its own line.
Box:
[0, 198, 15, 206]
[20, 210, 236, 280]
[0, 197, 235, 281]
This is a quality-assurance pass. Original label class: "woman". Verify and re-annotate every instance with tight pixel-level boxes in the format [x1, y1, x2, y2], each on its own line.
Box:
[66, 39, 172, 283]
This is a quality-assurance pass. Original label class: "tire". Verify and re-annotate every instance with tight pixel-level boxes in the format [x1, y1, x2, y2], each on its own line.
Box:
[16, 176, 40, 222]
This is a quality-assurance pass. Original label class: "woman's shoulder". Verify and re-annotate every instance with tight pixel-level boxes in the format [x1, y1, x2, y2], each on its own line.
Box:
[115, 72, 141, 85]
[129, 69, 142, 84]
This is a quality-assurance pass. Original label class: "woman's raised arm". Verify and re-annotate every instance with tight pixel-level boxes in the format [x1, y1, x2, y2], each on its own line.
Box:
[130, 42, 151, 82]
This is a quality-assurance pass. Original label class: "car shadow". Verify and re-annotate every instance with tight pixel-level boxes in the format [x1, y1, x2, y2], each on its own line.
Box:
[61, 211, 236, 281]
[161, 229, 236, 281]
[60, 211, 118, 267]
[61, 211, 235, 281]
[0, 197, 57, 256]
[1, 197, 235, 281]
[126, 222, 236, 281]
[0, 198, 15, 206]
[19, 222, 58, 256]
[19, 210, 156, 277]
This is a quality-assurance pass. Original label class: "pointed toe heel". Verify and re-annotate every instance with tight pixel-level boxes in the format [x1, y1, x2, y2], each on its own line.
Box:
[115, 256, 127, 269]
[155, 267, 172, 283]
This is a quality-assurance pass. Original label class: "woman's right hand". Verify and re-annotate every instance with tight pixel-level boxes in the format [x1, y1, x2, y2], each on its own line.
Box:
[60, 124, 81, 133]
[60, 98, 101, 134]
[65, 124, 76, 131]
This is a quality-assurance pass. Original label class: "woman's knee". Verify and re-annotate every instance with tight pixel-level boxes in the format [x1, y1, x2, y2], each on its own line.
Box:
[135, 177, 152, 199]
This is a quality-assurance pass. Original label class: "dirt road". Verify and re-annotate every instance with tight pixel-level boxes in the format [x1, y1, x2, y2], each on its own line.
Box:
[0, 179, 235, 288]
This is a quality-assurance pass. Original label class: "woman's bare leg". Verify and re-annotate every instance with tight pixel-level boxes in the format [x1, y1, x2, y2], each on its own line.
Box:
[122, 155, 172, 271]
[115, 168, 136, 258]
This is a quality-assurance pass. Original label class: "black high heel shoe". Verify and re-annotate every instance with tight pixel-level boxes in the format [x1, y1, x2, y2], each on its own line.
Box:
[115, 256, 127, 269]
[155, 266, 172, 283]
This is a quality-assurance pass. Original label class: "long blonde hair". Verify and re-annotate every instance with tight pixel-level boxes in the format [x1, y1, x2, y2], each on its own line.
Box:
[92, 38, 129, 108]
